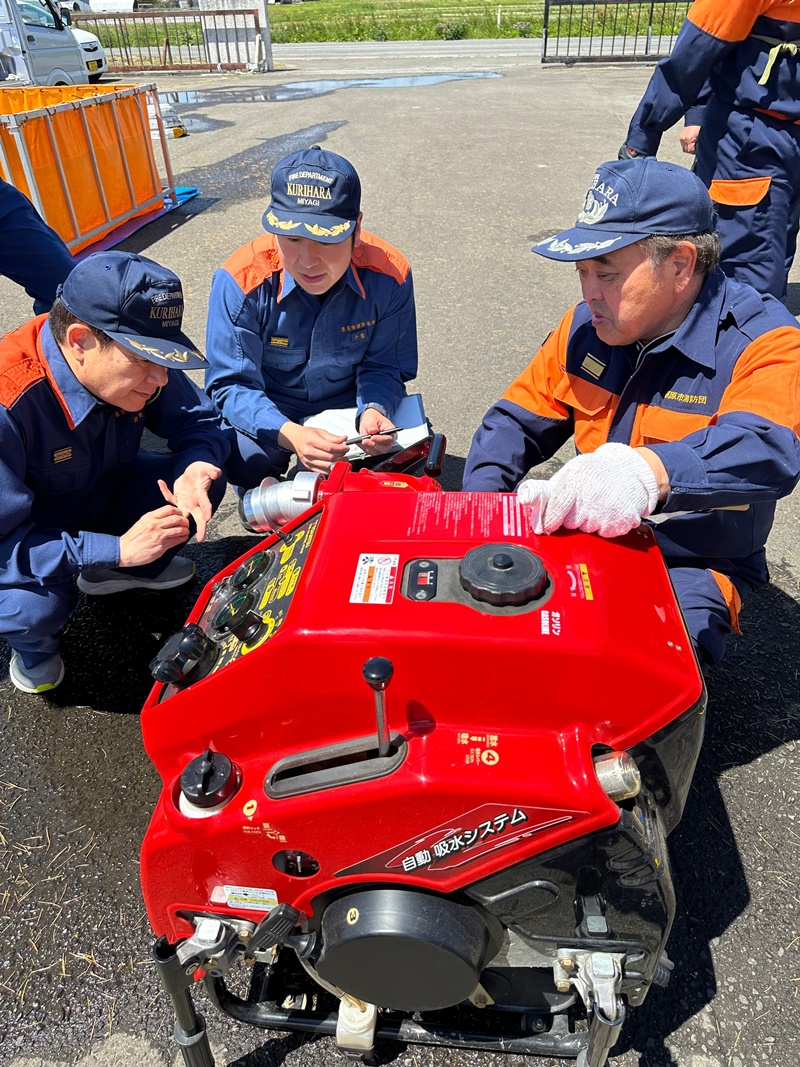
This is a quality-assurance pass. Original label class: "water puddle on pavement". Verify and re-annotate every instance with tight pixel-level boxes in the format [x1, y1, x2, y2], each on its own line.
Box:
[159, 73, 502, 132]
[159, 71, 501, 110]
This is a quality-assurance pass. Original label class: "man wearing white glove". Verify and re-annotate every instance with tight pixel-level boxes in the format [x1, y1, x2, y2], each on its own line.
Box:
[464, 158, 800, 667]
[517, 443, 663, 538]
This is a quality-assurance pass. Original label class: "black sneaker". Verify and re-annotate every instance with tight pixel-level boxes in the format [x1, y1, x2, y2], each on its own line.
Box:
[78, 555, 195, 595]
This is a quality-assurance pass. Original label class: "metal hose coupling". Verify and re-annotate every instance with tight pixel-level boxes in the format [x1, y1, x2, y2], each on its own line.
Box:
[241, 471, 324, 532]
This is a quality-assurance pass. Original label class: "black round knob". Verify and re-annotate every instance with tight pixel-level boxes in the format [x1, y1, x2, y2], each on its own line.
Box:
[180, 749, 238, 809]
[459, 543, 548, 607]
[363, 657, 394, 691]
[150, 623, 216, 685]
[490, 552, 514, 570]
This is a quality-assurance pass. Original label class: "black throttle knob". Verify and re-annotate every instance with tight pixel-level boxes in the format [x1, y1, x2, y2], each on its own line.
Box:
[362, 657, 394, 691]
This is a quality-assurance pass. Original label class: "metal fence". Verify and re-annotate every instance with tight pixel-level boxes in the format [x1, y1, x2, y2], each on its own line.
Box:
[72, 9, 263, 73]
[542, 0, 691, 64]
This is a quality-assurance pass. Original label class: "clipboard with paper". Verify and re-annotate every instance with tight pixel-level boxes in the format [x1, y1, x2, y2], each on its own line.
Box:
[302, 394, 428, 461]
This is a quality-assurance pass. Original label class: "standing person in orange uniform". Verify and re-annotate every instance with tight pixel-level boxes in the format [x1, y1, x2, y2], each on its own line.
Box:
[620, 0, 800, 301]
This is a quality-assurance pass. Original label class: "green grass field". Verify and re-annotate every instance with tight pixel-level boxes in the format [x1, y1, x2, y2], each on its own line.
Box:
[265, 0, 687, 44]
[79, 1, 687, 50]
[267, 1, 544, 43]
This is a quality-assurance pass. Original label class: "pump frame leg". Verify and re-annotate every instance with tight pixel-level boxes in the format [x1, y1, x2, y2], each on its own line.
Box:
[576, 998, 625, 1067]
[153, 937, 215, 1067]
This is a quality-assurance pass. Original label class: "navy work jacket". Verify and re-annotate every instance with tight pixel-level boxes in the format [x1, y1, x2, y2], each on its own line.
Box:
[464, 269, 800, 589]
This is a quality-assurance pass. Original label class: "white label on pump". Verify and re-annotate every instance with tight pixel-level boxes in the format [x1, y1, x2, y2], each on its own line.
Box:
[220, 885, 278, 911]
[350, 553, 399, 604]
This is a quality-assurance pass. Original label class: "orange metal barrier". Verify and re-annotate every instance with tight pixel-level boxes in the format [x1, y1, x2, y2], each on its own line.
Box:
[0, 82, 176, 253]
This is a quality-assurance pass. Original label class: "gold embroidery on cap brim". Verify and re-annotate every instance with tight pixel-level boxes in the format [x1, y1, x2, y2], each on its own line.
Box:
[304, 221, 351, 238]
[125, 338, 202, 364]
[266, 211, 302, 231]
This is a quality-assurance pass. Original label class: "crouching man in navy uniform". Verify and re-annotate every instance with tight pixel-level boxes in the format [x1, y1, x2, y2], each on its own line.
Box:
[0, 252, 229, 694]
[464, 158, 800, 668]
[205, 146, 419, 500]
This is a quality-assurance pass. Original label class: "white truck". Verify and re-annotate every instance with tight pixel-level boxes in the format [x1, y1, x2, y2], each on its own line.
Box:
[0, 0, 107, 85]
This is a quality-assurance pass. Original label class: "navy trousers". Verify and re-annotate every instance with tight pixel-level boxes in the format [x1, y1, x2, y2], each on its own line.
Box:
[0, 453, 226, 664]
[668, 565, 752, 668]
[222, 424, 293, 494]
[694, 101, 800, 301]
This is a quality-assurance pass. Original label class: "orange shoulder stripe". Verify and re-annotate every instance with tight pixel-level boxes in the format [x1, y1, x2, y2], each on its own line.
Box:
[502, 306, 576, 420]
[687, 0, 798, 42]
[718, 326, 800, 433]
[222, 234, 283, 295]
[0, 318, 48, 409]
[0, 354, 46, 409]
[0, 317, 75, 427]
[352, 230, 410, 286]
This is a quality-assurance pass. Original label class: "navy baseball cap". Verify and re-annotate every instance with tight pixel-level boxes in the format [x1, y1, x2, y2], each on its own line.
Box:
[262, 146, 361, 244]
[533, 158, 715, 262]
[58, 251, 205, 369]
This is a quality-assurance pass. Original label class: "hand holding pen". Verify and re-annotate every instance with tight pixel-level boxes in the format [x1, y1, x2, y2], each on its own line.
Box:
[344, 426, 404, 446]
[349, 411, 402, 456]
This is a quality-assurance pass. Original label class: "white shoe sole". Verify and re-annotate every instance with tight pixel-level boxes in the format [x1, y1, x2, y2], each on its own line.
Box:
[77, 566, 195, 596]
[9, 658, 65, 694]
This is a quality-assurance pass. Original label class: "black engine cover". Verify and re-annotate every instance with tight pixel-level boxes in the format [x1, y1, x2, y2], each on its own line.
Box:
[315, 888, 503, 1011]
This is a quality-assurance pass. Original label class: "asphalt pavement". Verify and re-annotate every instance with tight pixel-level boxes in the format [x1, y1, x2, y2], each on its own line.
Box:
[0, 39, 798, 1067]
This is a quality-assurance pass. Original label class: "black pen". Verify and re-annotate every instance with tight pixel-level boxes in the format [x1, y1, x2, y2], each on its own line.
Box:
[344, 426, 404, 446]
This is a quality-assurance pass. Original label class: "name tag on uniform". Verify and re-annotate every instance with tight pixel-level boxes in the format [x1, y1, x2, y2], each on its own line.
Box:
[53, 447, 72, 464]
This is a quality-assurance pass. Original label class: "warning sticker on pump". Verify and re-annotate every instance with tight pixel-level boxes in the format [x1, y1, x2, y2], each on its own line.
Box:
[350, 553, 399, 604]
[409, 493, 526, 539]
[216, 885, 278, 911]
[566, 562, 594, 600]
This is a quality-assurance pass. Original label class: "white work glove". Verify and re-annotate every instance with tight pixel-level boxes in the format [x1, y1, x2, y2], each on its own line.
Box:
[517, 443, 660, 538]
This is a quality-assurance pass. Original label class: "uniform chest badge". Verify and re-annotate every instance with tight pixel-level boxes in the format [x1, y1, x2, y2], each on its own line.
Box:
[581, 354, 606, 380]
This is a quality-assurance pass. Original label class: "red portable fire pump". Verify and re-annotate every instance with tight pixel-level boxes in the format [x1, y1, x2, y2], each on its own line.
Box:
[140, 437, 706, 1067]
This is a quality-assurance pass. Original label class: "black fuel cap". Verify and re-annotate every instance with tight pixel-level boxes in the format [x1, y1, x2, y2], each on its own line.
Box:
[459, 543, 548, 606]
[180, 749, 238, 809]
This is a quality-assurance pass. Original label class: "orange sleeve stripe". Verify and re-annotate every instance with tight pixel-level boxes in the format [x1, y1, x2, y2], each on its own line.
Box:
[687, 0, 778, 42]
[718, 326, 800, 433]
[222, 235, 282, 295]
[502, 306, 576, 421]
[352, 230, 410, 286]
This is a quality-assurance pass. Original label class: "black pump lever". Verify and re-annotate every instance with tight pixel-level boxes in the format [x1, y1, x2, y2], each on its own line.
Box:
[363, 657, 394, 757]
